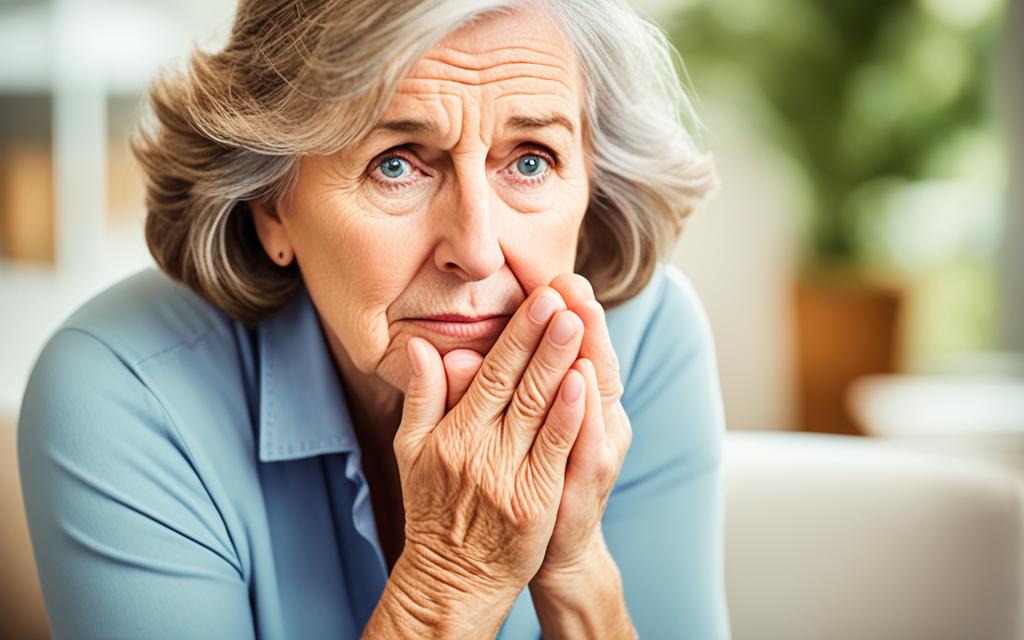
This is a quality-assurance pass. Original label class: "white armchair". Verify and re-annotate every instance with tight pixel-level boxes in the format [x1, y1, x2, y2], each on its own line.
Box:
[723, 430, 1024, 640]
[4, 424, 1023, 639]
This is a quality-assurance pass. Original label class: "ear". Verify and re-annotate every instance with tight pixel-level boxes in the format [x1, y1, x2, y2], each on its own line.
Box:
[249, 199, 293, 265]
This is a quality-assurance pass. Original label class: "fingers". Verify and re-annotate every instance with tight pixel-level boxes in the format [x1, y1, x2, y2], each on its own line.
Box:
[575, 300, 624, 406]
[395, 337, 447, 455]
[505, 308, 585, 459]
[443, 349, 483, 412]
[549, 272, 593, 308]
[524, 368, 586, 496]
[458, 286, 567, 425]
[548, 273, 624, 407]
[564, 358, 606, 480]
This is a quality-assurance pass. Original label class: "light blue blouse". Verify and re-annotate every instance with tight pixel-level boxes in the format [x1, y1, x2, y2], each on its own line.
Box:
[17, 262, 729, 639]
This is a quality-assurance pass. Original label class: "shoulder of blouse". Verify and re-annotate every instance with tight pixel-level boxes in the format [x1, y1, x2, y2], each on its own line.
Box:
[46, 267, 235, 369]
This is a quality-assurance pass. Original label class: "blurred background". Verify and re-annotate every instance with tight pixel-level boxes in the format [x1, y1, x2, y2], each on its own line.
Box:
[658, 0, 1024, 472]
[1, 0, 1021, 638]
[655, 0, 1024, 455]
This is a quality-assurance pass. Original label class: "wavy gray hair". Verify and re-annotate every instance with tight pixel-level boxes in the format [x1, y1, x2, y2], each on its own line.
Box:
[131, 0, 716, 327]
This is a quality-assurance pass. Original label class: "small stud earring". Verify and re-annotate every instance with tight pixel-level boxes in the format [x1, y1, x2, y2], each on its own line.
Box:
[278, 251, 284, 260]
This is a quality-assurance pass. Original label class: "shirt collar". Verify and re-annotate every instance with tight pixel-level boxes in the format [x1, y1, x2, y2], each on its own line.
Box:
[257, 283, 358, 462]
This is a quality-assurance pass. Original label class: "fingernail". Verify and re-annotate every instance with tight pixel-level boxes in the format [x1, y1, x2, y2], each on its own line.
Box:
[562, 371, 584, 403]
[549, 313, 577, 345]
[530, 293, 559, 324]
[407, 339, 424, 376]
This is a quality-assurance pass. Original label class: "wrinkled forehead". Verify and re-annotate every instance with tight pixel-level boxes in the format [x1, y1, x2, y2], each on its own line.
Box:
[418, 4, 581, 93]
[370, 6, 584, 149]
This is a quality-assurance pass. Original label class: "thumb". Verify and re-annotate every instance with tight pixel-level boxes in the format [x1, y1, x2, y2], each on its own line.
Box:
[396, 337, 446, 453]
[443, 349, 484, 412]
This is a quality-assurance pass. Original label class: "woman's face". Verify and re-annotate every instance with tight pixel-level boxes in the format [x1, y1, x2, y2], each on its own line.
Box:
[254, 4, 591, 396]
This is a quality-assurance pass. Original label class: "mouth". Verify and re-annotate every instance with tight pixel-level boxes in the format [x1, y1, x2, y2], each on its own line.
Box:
[408, 314, 512, 340]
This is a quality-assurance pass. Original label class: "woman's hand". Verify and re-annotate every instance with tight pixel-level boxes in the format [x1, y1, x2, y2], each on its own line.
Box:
[393, 285, 588, 606]
[527, 274, 632, 587]
[441, 273, 633, 587]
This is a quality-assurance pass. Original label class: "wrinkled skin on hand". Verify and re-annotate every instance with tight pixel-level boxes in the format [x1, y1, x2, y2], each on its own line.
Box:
[394, 283, 588, 594]
[438, 273, 632, 587]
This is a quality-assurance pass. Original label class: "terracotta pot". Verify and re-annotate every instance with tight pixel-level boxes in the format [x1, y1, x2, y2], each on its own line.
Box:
[794, 274, 904, 436]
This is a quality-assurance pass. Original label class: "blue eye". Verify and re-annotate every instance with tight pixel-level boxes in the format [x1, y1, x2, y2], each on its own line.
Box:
[378, 156, 411, 180]
[516, 154, 548, 177]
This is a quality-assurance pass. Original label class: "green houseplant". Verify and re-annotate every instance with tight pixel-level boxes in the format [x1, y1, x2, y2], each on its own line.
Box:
[662, 0, 1005, 433]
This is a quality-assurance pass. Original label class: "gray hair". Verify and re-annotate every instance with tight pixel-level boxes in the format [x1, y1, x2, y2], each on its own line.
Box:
[131, 0, 716, 327]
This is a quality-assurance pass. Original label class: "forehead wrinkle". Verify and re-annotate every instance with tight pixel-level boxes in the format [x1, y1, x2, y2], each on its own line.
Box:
[430, 37, 570, 63]
[402, 61, 574, 95]
[370, 88, 578, 149]
[397, 74, 575, 102]
[420, 52, 569, 74]
[367, 27, 582, 148]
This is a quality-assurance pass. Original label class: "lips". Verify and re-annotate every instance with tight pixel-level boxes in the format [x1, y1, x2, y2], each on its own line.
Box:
[419, 313, 502, 322]
[409, 314, 511, 340]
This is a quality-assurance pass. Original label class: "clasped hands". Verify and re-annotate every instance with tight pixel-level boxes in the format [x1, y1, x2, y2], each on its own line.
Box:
[395, 273, 632, 600]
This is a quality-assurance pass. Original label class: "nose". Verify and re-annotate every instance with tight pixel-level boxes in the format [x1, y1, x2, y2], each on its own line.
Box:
[432, 157, 505, 281]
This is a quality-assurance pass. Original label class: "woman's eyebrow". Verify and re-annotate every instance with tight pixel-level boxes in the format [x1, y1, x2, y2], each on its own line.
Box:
[371, 112, 576, 137]
[505, 113, 575, 137]
[373, 118, 439, 134]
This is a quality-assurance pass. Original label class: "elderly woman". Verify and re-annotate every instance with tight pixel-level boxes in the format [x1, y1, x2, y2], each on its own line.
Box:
[18, 0, 726, 637]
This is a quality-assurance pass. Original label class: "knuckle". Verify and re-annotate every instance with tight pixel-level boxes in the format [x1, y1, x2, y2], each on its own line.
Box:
[509, 480, 544, 526]
[503, 324, 534, 354]
[519, 507, 546, 531]
[543, 423, 575, 455]
[510, 374, 550, 423]
[475, 358, 514, 403]
[479, 449, 504, 487]
[601, 375, 625, 404]
[607, 355, 621, 376]
[403, 388, 433, 414]
[510, 497, 543, 530]
[535, 345, 572, 377]
[609, 351, 622, 375]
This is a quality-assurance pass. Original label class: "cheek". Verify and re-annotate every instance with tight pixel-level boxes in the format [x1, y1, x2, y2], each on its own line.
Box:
[301, 209, 423, 374]
[501, 190, 587, 293]
[347, 225, 421, 342]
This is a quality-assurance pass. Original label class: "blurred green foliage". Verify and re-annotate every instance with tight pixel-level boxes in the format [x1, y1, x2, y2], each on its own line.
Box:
[664, 0, 1005, 270]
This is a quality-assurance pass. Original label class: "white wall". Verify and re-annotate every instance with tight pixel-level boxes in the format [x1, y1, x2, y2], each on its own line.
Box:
[0, 0, 237, 417]
[670, 102, 801, 431]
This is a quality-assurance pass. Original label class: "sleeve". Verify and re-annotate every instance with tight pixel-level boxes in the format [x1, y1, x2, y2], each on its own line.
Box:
[16, 328, 256, 639]
[601, 266, 731, 639]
